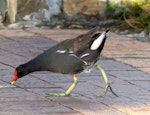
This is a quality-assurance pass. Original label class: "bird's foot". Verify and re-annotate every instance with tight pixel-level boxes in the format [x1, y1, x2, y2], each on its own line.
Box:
[47, 93, 76, 97]
[96, 82, 118, 97]
[95, 64, 118, 97]
[47, 74, 78, 97]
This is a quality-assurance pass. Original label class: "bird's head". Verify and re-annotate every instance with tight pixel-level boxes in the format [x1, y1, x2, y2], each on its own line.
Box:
[10, 65, 28, 85]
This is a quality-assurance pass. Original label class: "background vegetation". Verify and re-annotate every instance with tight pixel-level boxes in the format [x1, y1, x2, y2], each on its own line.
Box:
[106, 0, 150, 32]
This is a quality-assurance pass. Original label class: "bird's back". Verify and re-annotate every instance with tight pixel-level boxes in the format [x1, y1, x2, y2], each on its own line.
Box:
[21, 27, 109, 75]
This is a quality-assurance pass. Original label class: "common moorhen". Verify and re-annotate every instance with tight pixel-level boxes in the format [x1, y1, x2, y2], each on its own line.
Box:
[10, 27, 117, 97]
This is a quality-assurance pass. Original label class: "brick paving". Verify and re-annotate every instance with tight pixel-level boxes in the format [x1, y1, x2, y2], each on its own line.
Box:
[0, 29, 149, 115]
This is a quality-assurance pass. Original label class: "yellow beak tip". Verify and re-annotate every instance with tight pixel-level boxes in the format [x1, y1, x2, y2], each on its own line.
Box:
[10, 81, 15, 85]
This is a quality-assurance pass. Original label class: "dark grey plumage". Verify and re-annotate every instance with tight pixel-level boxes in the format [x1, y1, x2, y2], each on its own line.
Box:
[15, 27, 109, 78]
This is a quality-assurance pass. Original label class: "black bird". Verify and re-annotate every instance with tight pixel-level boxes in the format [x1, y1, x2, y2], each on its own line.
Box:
[11, 27, 110, 96]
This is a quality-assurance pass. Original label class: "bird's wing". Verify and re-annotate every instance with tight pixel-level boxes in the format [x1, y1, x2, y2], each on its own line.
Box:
[52, 39, 74, 52]
[52, 26, 101, 54]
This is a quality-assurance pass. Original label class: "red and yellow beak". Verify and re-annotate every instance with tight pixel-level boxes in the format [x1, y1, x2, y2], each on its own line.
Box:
[10, 70, 18, 85]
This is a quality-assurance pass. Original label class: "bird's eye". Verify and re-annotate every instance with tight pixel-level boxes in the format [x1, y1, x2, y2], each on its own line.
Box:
[17, 70, 21, 73]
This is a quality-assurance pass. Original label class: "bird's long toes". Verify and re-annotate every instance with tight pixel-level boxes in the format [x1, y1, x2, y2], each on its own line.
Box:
[46, 93, 76, 97]
[96, 85, 109, 97]
[96, 84, 118, 97]
[109, 85, 118, 97]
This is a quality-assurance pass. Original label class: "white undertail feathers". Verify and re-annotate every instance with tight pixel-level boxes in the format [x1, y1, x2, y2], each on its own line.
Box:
[90, 30, 109, 50]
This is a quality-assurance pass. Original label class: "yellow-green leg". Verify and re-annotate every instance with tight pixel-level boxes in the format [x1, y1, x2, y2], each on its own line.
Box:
[48, 74, 78, 97]
[95, 64, 118, 97]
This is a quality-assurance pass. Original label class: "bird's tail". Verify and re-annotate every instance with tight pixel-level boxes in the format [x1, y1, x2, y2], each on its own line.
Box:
[90, 29, 110, 53]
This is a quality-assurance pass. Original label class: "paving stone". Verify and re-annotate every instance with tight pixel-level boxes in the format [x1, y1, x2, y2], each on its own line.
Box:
[0, 96, 79, 115]
[27, 29, 86, 42]
[0, 29, 34, 38]
[99, 60, 137, 71]
[0, 86, 81, 115]
[116, 58, 150, 74]
[108, 70, 150, 81]
[128, 80, 150, 91]
[51, 96, 127, 115]
[96, 95, 150, 115]
[0, 50, 27, 67]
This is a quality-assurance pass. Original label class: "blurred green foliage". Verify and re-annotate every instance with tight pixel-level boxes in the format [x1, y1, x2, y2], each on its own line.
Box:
[106, 0, 150, 32]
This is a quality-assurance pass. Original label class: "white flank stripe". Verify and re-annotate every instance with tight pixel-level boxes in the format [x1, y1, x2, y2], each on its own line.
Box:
[56, 50, 66, 53]
[80, 53, 90, 58]
[90, 31, 106, 50]
[69, 51, 73, 53]
[69, 54, 77, 57]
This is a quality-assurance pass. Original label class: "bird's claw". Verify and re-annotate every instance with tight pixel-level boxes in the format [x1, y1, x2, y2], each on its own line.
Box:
[96, 83, 110, 97]
[96, 82, 118, 97]
[95, 64, 118, 97]
[108, 83, 118, 97]
[46, 74, 78, 97]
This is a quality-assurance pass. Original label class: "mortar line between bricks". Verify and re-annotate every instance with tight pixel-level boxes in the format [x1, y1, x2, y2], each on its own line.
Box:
[0, 34, 17, 41]
[75, 92, 130, 115]
[103, 57, 150, 74]
[114, 59, 150, 74]
[81, 89, 150, 113]
[0, 61, 15, 68]
[0, 47, 27, 58]
[108, 72, 150, 92]
[107, 56, 150, 59]
[98, 101, 130, 115]
[120, 93, 150, 107]
[46, 99, 86, 115]
[137, 67, 150, 69]
[0, 39, 45, 61]
[23, 29, 57, 42]
[0, 29, 57, 45]
[0, 34, 46, 51]
[30, 74, 65, 88]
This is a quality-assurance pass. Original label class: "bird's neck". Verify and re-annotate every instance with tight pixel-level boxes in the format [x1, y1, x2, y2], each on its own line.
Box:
[23, 58, 42, 74]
